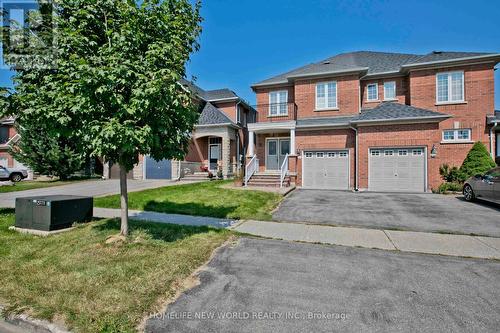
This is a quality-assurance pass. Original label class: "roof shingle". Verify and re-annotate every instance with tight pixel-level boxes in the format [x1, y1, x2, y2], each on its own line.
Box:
[354, 102, 450, 123]
[197, 102, 235, 126]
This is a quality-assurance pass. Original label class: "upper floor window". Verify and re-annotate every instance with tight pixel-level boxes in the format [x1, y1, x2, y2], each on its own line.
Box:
[384, 81, 396, 100]
[367, 83, 378, 101]
[442, 128, 471, 142]
[315, 81, 337, 110]
[269, 90, 288, 116]
[436, 71, 464, 103]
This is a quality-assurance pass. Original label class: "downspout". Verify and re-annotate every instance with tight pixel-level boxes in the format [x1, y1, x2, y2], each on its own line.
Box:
[350, 126, 359, 191]
[490, 121, 498, 159]
[235, 100, 242, 171]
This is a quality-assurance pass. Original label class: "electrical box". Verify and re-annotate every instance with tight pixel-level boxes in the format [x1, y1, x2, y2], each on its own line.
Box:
[15, 195, 93, 231]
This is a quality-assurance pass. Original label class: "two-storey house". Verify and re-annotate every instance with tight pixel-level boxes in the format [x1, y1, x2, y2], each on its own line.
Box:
[246, 51, 500, 192]
[105, 79, 256, 180]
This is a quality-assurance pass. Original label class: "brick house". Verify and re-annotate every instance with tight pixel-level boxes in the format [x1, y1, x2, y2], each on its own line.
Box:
[105, 79, 256, 180]
[0, 116, 22, 168]
[246, 51, 500, 191]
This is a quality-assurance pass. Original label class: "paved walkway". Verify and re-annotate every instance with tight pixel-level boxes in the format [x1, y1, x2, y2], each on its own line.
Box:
[94, 207, 235, 228]
[0, 179, 198, 208]
[233, 220, 500, 260]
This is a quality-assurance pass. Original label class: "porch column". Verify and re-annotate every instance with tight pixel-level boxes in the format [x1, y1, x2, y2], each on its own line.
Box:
[222, 135, 231, 177]
[248, 131, 255, 156]
[290, 128, 296, 155]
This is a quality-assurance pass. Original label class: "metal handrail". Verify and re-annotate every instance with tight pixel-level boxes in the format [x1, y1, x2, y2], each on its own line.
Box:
[280, 154, 289, 188]
[244, 155, 258, 186]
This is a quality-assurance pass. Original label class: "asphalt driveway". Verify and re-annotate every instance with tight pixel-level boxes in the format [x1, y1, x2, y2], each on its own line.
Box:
[146, 238, 500, 333]
[273, 190, 500, 237]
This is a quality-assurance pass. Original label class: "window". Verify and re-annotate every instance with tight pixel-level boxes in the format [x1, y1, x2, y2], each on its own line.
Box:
[236, 105, 242, 124]
[412, 149, 423, 156]
[384, 81, 396, 100]
[305, 152, 313, 158]
[371, 150, 381, 156]
[398, 150, 408, 156]
[0, 127, 9, 144]
[442, 129, 471, 142]
[384, 150, 394, 156]
[339, 152, 348, 157]
[316, 152, 324, 158]
[367, 83, 378, 101]
[269, 91, 288, 116]
[316, 82, 337, 110]
[327, 152, 336, 158]
[436, 71, 464, 103]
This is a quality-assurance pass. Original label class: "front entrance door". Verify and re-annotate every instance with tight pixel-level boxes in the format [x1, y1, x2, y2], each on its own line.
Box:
[209, 144, 221, 171]
[266, 138, 290, 170]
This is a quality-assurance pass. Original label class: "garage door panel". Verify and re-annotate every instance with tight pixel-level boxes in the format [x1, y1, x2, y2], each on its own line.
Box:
[145, 156, 172, 179]
[303, 150, 349, 190]
[369, 148, 425, 193]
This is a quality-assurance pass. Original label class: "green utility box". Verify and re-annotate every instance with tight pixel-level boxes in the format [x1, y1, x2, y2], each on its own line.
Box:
[15, 195, 93, 231]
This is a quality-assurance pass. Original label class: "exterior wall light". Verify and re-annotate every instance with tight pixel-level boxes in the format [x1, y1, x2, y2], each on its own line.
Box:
[430, 144, 437, 158]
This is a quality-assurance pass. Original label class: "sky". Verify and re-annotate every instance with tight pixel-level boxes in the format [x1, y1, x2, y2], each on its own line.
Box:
[1, 0, 499, 109]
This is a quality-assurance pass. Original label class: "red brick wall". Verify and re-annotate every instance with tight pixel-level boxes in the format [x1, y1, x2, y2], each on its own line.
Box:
[294, 75, 360, 118]
[0, 125, 17, 167]
[185, 137, 208, 164]
[360, 76, 409, 109]
[409, 63, 495, 150]
[295, 129, 356, 187]
[213, 101, 237, 123]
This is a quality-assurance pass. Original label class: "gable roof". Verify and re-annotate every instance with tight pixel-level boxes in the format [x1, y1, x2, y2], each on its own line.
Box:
[179, 78, 238, 102]
[197, 102, 236, 126]
[253, 51, 500, 88]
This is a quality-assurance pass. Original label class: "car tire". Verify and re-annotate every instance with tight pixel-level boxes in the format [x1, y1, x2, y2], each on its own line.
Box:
[10, 173, 22, 182]
[463, 184, 475, 202]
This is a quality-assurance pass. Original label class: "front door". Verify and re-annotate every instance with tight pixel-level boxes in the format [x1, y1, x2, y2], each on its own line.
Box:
[209, 144, 221, 171]
[266, 138, 290, 170]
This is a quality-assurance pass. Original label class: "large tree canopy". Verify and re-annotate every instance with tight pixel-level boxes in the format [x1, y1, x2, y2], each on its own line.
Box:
[4, 0, 202, 235]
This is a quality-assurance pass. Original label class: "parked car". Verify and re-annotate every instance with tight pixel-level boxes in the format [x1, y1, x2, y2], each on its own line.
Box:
[463, 167, 500, 204]
[0, 165, 29, 182]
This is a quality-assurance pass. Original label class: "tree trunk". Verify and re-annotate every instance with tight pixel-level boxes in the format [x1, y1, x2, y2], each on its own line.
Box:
[119, 164, 129, 236]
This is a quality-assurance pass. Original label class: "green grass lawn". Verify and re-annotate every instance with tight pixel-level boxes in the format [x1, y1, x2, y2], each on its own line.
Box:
[0, 209, 233, 333]
[94, 180, 282, 221]
[0, 179, 91, 193]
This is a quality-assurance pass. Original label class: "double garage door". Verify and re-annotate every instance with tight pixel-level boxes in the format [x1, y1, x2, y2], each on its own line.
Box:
[369, 147, 426, 192]
[303, 150, 349, 189]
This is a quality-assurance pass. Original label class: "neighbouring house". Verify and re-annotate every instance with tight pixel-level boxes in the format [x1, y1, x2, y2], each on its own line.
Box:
[0, 116, 27, 171]
[246, 51, 500, 191]
[104, 79, 256, 180]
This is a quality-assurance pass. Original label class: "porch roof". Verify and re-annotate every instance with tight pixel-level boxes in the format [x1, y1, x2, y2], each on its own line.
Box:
[197, 102, 237, 127]
[354, 102, 451, 124]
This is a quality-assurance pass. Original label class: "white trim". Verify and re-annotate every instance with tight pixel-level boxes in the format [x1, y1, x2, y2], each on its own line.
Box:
[383, 81, 396, 100]
[315, 81, 338, 110]
[301, 149, 350, 190]
[208, 137, 222, 172]
[247, 121, 296, 133]
[436, 71, 465, 104]
[367, 83, 378, 101]
[402, 53, 500, 68]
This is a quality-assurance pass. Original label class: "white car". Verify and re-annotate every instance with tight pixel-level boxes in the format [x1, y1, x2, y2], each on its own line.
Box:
[463, 167, 500, 204]
[0, 165, 29, 182]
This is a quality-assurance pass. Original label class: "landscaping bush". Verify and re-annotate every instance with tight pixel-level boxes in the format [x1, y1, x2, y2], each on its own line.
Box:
[459, 142, 496, 180]
[435, 182, 463, 194]
[439, 164, 462, 183]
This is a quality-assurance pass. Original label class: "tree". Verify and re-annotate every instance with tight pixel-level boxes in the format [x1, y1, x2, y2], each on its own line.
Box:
[5, 0, 202, 236]
[459, 142, 496, 180]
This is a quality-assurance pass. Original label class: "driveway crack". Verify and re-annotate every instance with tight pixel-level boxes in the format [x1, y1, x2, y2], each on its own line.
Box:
[383, 230, 399, 250]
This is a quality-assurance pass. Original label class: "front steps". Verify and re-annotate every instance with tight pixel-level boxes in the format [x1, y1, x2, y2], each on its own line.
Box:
[246, 172, 291, 188]
[182, 172, 210, 181]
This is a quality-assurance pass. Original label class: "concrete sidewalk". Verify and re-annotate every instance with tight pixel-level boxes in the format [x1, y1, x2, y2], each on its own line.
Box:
[233, 220, 500, 260]
[94, 207, 236, 228]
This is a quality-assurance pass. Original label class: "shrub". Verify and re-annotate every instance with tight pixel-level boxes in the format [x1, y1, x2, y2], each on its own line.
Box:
[439, 164, 462, 183]
[435, 182, 463, 194]
[459, 142, 495, 180]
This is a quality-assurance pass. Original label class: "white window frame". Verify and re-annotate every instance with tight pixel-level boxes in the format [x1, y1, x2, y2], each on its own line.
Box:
[442, 129, 472, 143]
[315, 81, 338, 110]
[398, 150, 408, 156]
[371, 150, 381, 156]
[383, 81, 396, 101]
[269, 90, 288, 116]
[436, 71, 465, 104]
[367, 83, 378, 101]
[305, 152, 313, 158]
[327, 152, 336, 158]
[384, 150, 394, 156]
[339, 151, 348, 158]
[412, 149, 423, 156]
[316, 152, 324, 158]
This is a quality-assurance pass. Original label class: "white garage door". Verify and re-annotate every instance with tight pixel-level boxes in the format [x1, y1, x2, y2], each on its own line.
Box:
[369, 148, 426, 192]
[303, 150, 349, 189]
